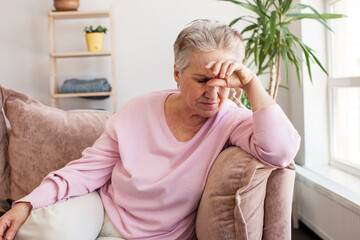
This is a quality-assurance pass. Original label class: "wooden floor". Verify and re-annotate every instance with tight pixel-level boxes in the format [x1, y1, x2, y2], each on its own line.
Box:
[292, 221, 322, 240]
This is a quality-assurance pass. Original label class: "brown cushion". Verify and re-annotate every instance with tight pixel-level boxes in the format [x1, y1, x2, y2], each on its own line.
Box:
[195, 146, 275, 240]
[0, 86, 112, 200]
[0, 87, 10, 199]
[263, 162, 295, 240]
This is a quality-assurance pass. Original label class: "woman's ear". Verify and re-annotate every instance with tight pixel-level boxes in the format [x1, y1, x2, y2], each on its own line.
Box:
[173, 65, 180, 85]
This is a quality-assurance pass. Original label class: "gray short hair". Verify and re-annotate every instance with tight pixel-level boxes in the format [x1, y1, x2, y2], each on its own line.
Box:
[173, 19, 245, 74]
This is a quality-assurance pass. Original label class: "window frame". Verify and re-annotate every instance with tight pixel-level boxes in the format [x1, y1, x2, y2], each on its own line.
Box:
[326, 0, 360, 177]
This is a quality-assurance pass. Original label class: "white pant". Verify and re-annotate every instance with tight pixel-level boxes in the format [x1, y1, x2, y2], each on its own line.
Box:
[15, 192, 126, 240]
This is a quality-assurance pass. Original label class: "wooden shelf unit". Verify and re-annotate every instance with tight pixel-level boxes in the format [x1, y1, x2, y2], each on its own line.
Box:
[48, 7, 117, 110]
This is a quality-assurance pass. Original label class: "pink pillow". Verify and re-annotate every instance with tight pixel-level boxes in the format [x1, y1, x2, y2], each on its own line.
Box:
[195, 146, 275, 240]
[0, 86, 112, 200]
[0, 87, 10, 199]
[263, 162, 295, 239]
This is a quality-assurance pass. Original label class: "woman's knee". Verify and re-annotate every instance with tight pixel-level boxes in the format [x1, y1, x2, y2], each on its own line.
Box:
[15, 192, 104, 240]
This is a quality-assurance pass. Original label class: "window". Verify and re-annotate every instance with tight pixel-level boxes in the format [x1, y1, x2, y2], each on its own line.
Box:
[327, 0, 360, 176]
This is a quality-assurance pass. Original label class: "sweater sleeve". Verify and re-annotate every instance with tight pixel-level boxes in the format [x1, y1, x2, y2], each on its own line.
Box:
[16, 118, 120, 210]
[229, 104, 301, 168]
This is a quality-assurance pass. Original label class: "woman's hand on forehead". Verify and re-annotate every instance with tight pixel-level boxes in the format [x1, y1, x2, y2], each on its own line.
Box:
[204, 59, 257, 89]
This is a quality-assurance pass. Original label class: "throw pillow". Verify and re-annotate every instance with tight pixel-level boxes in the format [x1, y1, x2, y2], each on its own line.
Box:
[263, 162, 295, 240]
[0, 87, 10, 199]
[195, 146, 274, 240]
[0, 86, 112, 200]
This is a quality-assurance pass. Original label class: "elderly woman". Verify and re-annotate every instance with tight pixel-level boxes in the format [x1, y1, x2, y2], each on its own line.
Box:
[0, 19, 300, 240]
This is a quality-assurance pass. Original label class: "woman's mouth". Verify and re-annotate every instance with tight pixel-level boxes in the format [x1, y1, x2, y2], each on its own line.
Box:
[200, 102, 218, 108]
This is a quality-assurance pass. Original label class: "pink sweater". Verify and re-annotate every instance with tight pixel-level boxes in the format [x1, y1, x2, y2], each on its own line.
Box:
[20, 90, 300, 239]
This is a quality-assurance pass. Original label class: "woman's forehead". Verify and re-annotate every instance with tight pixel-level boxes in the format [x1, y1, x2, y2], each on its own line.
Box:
[189, 50, 239, 67]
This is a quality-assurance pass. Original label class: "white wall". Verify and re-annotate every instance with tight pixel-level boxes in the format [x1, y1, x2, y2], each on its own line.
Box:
[0, 0, 257, 111]
[288, 0, 330, 166]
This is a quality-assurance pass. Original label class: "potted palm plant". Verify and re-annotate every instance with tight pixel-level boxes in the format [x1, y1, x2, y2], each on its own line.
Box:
[220, 0, 345, 107]
[84, 25, 108, 52]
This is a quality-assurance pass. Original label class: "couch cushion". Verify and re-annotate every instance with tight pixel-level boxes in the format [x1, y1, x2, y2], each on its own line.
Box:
[0, 86, 112, 200]
[263, 162, 295, 240]
[16, 192, 104, 240]
[0, 87, 10, 199]
[195, 146, 274, 240]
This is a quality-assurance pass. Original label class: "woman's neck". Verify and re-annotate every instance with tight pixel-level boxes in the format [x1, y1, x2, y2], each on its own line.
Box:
[164, 93, 207, 142]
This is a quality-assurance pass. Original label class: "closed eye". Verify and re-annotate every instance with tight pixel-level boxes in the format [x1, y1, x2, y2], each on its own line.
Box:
[193, 73, 213, 84]
[195, 78, 211, 84]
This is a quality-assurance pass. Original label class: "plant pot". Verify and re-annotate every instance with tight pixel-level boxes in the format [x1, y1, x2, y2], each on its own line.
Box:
[85, 33, 104, 52]
[54, 0, 79, 11]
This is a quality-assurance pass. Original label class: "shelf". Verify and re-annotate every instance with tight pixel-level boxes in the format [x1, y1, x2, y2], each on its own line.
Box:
[48, 10, 109, 19]
[52, 92, 113, 98]
[48, 6, 118, 110]
[51, 51, 112, 58]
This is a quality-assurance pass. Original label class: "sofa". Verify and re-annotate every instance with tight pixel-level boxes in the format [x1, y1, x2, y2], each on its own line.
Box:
[0, 85, 295, 240]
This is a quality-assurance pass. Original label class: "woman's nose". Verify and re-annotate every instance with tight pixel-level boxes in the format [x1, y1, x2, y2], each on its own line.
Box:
[205, 86, 219, 99]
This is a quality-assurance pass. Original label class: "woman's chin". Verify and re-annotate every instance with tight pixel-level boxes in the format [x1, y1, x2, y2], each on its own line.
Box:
[198, 108, 220, 118]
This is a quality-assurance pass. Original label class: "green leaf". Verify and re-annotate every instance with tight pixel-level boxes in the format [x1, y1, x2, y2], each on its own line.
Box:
[280, 24, 287, 43]
[281, 47, 289, 83]
[279, 84, 290, 90]
[295, 3, 325, 21]
[263, 36, 272, 55]
[299, 44, 313, 82]
[255, 0, 269, 17]
[254, 39, 258, 65]
[265, 0, 275, 8]
[219, 0, 267, 17]
[286, 13, 334, 31]
[258, 48, 267, 74]
[229, 16, 256, 26]
[240, 24, 258, 34]
[308, 49, 328, 75]
[263, 49, 277, 70]
[269, 10, 278, 46]
[321, 13, 347, 19]
[286, 13, 344, 20]
[287, 50, 302, 87]
[282, 0, 293, 14]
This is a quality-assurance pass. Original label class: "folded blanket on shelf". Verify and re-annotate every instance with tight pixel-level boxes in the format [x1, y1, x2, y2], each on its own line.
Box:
[59, 78, 111, 93]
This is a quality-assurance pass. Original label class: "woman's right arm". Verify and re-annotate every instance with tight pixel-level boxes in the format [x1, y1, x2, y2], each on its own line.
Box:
[0, 202, 32, 240]
[0, 113, 121, 239]
[20, 122, 121, 209]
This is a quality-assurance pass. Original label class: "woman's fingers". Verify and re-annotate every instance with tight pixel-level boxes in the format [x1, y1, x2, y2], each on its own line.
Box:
[226, 61, 239, 77]
[206, 78, 228, 87]
[204, 61, 216, 70]
[0, 218, 9, 239]
[205, 59, 241, 76]
[5, 219, 22, 240]
[210, 60, 225, 77]
[205, 60, 239, 78]
[0, 203, 32, 240]
[204, 59, 257, 88]
[0, 217, 13, 240]
[219, 60, 233, 78]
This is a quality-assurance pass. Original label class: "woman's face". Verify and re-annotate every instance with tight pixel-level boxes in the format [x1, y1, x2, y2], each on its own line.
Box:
[174, 50, 236, 118]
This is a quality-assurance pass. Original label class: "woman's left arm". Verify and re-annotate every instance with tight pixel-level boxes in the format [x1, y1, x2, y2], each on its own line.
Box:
[206, 60, 300, 167]
[229, 105, 301, 167]
[206, 60, 274, 112]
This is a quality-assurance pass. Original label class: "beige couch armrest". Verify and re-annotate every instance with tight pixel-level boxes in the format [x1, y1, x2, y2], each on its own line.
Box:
[196, 147, 295, 240]
[263, 162, 295, 240]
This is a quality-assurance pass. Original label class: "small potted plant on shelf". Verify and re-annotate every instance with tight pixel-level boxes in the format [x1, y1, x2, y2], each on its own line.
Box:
[84, 25, 108, 52]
